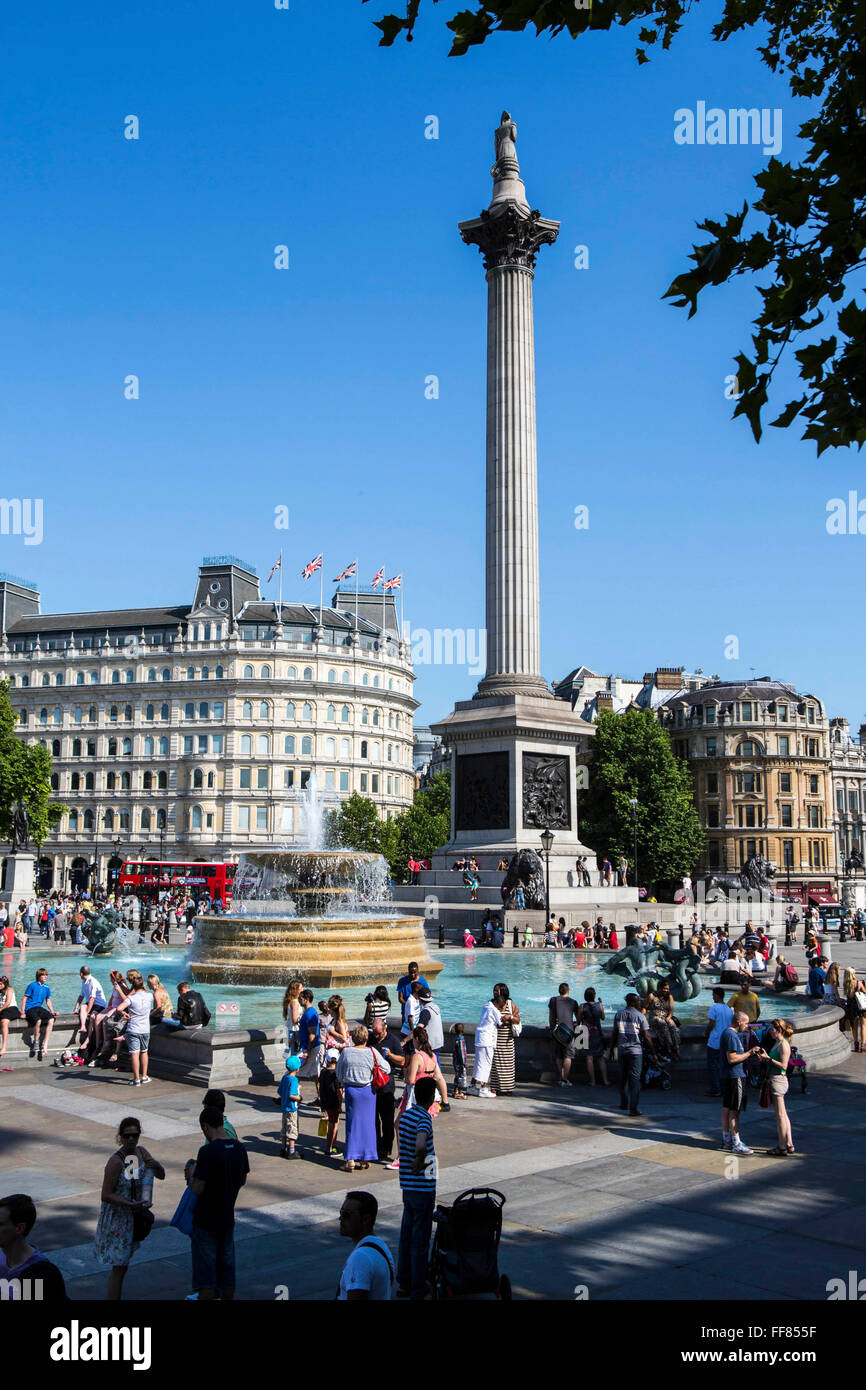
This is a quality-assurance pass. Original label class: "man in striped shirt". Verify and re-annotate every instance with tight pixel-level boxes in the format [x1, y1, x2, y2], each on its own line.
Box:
[396, 1076, 437, 1299]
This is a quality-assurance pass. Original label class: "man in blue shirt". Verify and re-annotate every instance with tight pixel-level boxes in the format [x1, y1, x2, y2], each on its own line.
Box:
[396, 961, 430, 1008]
[807, 956, 827, 1000]
[22, 969, 57, 1061]
[397, 1075, 437, 1299]
[720, 1011, 766, 1156]
[296, 989, 320, 1081]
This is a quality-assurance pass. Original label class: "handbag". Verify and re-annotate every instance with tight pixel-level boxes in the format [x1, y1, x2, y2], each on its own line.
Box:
[169, 1185, 198, 1237]
[552, 1022, 575, 1048]
[317, 1117, 329, 1138]
[130, 1172, 155, 1243]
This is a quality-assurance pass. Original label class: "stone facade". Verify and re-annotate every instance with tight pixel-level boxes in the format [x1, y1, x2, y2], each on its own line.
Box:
[0, 558, 416, 892]
[829, 717, 866, 879]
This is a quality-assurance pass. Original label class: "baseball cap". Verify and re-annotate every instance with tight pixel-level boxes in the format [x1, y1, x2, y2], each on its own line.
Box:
[285, 1055, 301, 1071]
[418, 988, 432, 1001]
[326, 1048, 339, 1061]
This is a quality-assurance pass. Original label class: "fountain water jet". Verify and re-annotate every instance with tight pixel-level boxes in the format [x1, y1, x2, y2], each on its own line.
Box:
[190, 779, 441, 988]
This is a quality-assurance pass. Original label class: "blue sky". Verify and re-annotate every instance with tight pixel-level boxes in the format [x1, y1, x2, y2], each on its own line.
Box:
[1, 1, 862, 730]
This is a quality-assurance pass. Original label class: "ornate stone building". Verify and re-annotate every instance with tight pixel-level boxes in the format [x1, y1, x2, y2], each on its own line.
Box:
[829, 717, 866, 879]
[658, 678, 837, 900]
[0, 558, 416, 892]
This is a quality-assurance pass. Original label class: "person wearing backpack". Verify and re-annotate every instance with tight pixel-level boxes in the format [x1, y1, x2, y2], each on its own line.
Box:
[772, 955, 799, 994]
[337, 1189, 394, 1299]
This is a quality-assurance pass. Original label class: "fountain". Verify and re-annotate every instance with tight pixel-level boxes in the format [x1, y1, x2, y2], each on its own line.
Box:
[189, 778, 442, 988]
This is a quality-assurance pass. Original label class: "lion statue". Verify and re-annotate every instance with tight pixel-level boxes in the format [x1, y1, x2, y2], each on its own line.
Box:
[700, 853, 778, 903]
[500, 849, 547, 910]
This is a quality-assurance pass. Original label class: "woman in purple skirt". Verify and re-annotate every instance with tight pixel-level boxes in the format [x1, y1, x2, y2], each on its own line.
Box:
[335, 1025, 390, 1172]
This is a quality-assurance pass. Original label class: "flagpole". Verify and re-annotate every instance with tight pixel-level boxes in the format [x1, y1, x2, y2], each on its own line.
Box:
[354, 558, 359, 631]
[319, 558, 324, 628]
[381, 566, 386, 651]
[278, 549, 283, 623]
[400, 581, 404, 646]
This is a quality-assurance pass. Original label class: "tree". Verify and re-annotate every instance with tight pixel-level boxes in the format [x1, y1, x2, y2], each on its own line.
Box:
[0, 682, 64, 848]
[325, 792, 384, 853]
[578, 708, 704, 892]
[392, 771, 451, 880]
[365, 0, 866, 453]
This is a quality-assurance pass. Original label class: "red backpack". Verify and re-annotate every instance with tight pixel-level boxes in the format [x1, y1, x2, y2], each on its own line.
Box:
[783, 963, 799, 986]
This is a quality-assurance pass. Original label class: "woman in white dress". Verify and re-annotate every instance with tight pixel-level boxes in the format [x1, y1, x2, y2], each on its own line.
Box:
[94, 1116, 165, 1299]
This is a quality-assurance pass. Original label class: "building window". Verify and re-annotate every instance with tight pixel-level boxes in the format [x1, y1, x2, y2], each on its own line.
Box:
[339, 771, 349, 791]
[286, 702, 296, 720]
[808, 706, 815, 724]
[362, 708, 369, 725]
[327, 704, 336, 722]
[325, 737, 336, 757]
[284, 735, 295, 755]
[281, 806, 294, 831]
[342, 671, 350, 684]
[301, 735, 312, 756]
[328, 670, 336, 683]
[778, 704, 788, 722]
[361, 740, 368, 759]
[341, 705, 350, 723]
[261, 665, 271, 679]
[257, 769, 268, 789]
[325, 769, 336, 790]
[303, 667, 313, 682]
[738, 741, 757, 757]
[781, 804, 793, 827]
[778, 736, 789, 755]
[256, 806, 268, 830]
[257, 734, 270, 755]
[212, 734, 224, 754]
[706, 772, 718, 794]
[259, 701, 269, 718]
[807, 805, 823, 828]
[707, 841, 720, 869]
[162, 668, 171, 681]
[159, 736, 169, 755]
[302, 703, 312, 721]
[239, 768, 252, 789]
[807, 739, 818, 757]
[144, 736, 154, 756]
[284, 768, 295, 788]
[809, 774, 819, 794]
[199, 702, 209, 718]
[371, 773, 379, 793]
[706, 738, 717, 757]
[707, 805, 720, 827]
[360, 773, 368, 792]
[286, 667, 297, 680]
[300, 770, 311, 790]
[76, 672, 85, 686]
[244, 665, 254, 679]
[735, 772, 761, 794]
[780, 772, 791, 793]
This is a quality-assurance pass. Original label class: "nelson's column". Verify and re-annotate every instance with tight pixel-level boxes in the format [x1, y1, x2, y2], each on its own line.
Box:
[430, 114, 634, 915]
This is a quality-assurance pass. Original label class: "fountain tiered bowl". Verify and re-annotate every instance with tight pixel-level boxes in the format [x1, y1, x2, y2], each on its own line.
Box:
[189, 848, 442, 988]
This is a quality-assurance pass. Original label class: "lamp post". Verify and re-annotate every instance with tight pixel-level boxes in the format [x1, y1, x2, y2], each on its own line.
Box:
[629, 797, 638, 892]
[540, 828, 554, 926]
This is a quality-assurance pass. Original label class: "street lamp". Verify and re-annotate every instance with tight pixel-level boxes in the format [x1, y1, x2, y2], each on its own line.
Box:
[540, 828, 554, 925]
[629, 797, 638, 891]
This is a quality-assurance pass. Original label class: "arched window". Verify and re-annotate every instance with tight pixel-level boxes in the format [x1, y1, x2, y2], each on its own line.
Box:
[373, 675, 380, 688]
[111, 670, 120, 684]
[371, 742, 380, 762]
[143, 771, 153, 790]
[88, 705, 97, 722]
[327, 704, 335, 722]
[120, 772, 131, 789]
[284, 735, 295, 755]
[302, 702, 312, 721]
[325, 737, 336, 757]
[259, 701, 269, 718]
[286, 702, 295, 720]
[52, 738, 61, 756]
[328, 670, 336, 683]
[76, 672, 85, 686]
[261, 664, 271, 679]
[340, 737, 350, 758]
[362, 707, 369, 725]
[240, 734, 252, 754]
[148, 668, 157, 682]
[71, 773, 80, 791]
[215, 665, 224, 679]
[83, 810, 94, 830]
[191, 806, 203, 830]
[72, 738, 82, 757]
[342, 671, 350, 684]
[396, 713, 401, 730]
[243, 700, 253, 719]
[106, 772, 116, 790]
[85, 772, 95, 790]
[257, 734, 270, 755]
[388, 712, 393, 729]
[86, 739, 96, 756]
[193, 768, 204, 789]
[207, 770, 214, 788]
[243, 664, 254, 679]
[341, 705, 350, 723]
[160, 703, 169, 720]
[362, 673, 369, 686]
[161, 668, 171, 681]
[122, 737, 132, 755]
[103, 809, 115, 830]
[201, 665, 209, 680]
[20, 676, 28, 688]
[387, 744, 392, 761]
[303, 667, 313, 682]
[156, 809, 166, 829]
[41, 674, 50, 687]
[143, 736, 154, 756]
[301, 735, 313, 755]
[55, 673, 64, 686]
[124, 704, 132, 720]
[39, 708, 48, 725]
[68, 810, 79, 832]
[145, 704, 154, 721]
[157, 771, 168, 789]
[108, 737, 117, 756]
[119, 811, 130, 831]
[187, 666, 195, 681]
[18, 710, 26, 725]
[158, 736, 169, 755]
[141, 808, 152, 830]
[50, 773, 58, 790]
[125, 669, 134, 683]
[738, 741, 759, 757]
[90, 671, 98, 684]
[51, 706, 61, 725]
[372, 709, 379, 726]
[287, 666, 297, 680]
[109, 705, 118, 723]
[361, 740, 368, 759]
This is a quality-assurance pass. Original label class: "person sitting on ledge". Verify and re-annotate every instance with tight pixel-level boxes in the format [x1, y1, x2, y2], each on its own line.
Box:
[162, 981, 212, 1031]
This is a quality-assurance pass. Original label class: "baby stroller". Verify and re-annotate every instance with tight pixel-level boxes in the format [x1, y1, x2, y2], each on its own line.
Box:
[429, 1188, 512, 1300]
[787, 1046, 808, 1093]
[641, 1050, 673, 1091]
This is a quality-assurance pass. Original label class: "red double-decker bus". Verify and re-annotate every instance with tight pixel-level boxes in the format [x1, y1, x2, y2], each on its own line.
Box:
[118, 860, 236, 906]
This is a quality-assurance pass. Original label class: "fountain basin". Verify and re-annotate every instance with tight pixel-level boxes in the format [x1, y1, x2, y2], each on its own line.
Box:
[189, 912, 443, 988]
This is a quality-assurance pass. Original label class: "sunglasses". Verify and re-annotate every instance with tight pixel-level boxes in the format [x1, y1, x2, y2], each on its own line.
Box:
[121, 1132, 140, 1140]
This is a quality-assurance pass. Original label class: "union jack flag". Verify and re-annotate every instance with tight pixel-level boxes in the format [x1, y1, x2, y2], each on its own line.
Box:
[384, 574, 402, 591]
[333, 561, 356, 582]
[370, 567, 385, 589]
[267, 555, 282, 583]
[301, 553, 323, 580]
